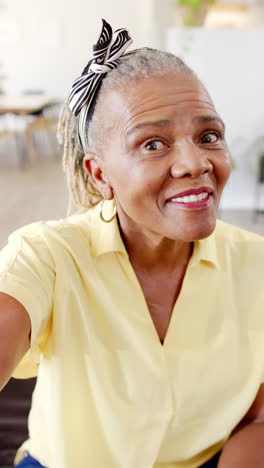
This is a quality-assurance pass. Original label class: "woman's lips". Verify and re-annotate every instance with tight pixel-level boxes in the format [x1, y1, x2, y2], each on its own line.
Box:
[166, 188, 214, 209]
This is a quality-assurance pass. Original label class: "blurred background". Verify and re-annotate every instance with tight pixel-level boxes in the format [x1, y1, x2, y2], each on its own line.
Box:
[0, 2, 264, 465]
[1, 0, 264, 251]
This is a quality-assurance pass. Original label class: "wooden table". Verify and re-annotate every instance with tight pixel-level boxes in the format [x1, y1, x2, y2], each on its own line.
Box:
[0, 95, 60, 165]
[0, 94, 57, 115]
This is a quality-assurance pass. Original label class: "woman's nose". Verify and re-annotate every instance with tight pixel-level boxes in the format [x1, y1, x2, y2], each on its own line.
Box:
[170, 142, 213, 179]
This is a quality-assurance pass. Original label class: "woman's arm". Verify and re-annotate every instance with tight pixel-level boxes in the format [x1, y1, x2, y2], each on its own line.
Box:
[218, 421, 264, 468]
[0, 292, 31, 390]
[218, 384, 264, 467]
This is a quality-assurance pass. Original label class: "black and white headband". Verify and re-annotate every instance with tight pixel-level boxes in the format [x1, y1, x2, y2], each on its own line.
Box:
[68, 19, 133, 151]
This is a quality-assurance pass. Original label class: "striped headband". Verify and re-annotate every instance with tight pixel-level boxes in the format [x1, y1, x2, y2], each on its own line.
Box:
[68, 19, 133, 151]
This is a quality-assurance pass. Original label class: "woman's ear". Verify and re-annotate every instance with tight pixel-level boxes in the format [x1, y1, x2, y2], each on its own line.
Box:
[83, 154, 114, 200]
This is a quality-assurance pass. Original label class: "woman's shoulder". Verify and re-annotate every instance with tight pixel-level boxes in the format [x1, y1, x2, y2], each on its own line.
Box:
[215, 219, 264, 244]
[3, 205, 102, 262]
[8, 205, 99, 242]
[214, 219, 264, 267]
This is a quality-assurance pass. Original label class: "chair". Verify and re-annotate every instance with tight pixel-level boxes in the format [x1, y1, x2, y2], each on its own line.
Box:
[24, 112, 60, 162]
[0, 116, 26, 167]
[23, 90, 46, 117]
[22, 90, 61, 163]
[24, 89, 60, 161]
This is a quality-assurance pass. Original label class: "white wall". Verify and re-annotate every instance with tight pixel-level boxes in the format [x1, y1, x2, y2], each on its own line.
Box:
[167, 28, 264, 210]
[1, 0, 155, 98]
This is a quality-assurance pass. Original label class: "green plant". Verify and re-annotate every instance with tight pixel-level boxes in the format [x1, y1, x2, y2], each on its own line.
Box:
[175, 0, 216, 26]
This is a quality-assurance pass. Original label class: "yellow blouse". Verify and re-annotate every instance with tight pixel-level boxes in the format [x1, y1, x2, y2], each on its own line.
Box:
[0, 201, 264, 468]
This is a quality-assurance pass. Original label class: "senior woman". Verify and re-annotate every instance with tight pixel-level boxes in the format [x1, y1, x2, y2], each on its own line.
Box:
[1, 19, 264, 468]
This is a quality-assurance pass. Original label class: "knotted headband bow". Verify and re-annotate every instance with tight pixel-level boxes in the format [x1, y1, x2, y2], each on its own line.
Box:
[68, 19, 132, 122]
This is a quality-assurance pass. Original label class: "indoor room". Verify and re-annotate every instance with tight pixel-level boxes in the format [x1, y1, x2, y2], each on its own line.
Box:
[1, 1, 264, 467]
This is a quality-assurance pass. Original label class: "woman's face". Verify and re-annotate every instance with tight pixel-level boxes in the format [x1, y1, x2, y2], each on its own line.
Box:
[88, 72, 232, 242]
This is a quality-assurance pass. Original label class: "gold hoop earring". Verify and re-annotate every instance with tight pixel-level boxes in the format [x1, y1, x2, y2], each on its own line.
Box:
[100, 199, 117, 223]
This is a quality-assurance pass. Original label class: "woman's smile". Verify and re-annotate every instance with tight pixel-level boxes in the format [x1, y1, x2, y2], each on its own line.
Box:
[166, 186, 214, 210]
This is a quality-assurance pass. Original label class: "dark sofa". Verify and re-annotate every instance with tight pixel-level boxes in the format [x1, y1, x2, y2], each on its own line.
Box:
[0, 378, 36, 467]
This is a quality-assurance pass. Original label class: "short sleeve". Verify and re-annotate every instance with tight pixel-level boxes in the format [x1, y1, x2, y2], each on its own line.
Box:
[0, 225, 55, 378]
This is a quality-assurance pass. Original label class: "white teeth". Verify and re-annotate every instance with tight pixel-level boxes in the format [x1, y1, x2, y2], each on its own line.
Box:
[170, 192, 209, 203]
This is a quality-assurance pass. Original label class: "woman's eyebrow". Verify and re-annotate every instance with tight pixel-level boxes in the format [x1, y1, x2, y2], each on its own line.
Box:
[126, 119, 173, 136]
[192, 115, 225, 130]
[126, 115, 225, 137]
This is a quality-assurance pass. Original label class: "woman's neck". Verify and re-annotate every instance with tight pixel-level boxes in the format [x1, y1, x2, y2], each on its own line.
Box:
[118, 218, 193, 272]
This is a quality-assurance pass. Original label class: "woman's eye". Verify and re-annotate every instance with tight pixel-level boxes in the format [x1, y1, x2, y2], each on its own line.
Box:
[144, 140, 165, 151]
[201, 133, 219, 144]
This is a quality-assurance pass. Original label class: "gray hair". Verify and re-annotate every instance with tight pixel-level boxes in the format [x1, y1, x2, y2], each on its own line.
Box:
[86, 47, 196, 154]
[58, 47, 197, 214]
